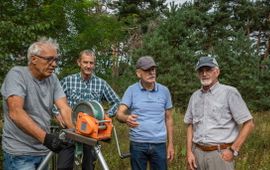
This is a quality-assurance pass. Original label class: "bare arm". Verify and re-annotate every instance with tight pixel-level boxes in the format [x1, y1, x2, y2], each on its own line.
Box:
[221, 119, 255, 161]
[186, 124, 197, 170]
[54, 97, 74, 129]
[231, 119, 254, 151]
[7, 96, 46, 143]
[116, 104, 139, 128]
[165, 109, 174, 162]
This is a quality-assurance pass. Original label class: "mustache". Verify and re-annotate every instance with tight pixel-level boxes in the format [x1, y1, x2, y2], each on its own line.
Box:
[148, 76, 156, 79]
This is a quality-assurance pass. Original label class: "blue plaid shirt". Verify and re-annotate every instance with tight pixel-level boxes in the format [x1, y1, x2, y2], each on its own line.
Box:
[61, 73, 120, 116]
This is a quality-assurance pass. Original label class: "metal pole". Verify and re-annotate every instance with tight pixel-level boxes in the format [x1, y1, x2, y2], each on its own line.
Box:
[113, 126, 130, 159]
[113, 126, 122, 157]
[94, 145, 109, 170]
[37, 151, 54, 170]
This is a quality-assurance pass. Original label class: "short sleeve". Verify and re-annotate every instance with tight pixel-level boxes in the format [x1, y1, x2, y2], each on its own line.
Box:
[1, 68, 26, 100]
[121, 86, 133, 108]
[52, 74, 66, 101]
[184, 94, 194, 124]
[228, 88, 253, 124]
[164, 87, 173, 110]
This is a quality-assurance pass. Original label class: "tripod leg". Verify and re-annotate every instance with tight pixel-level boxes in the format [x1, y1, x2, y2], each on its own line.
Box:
[37, 151, 54, 170]
[94, 145, 109, 170]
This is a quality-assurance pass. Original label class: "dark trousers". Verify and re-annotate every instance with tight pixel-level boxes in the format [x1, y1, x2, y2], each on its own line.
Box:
[57, 143, 97, 170]
[130, 141, 167, 170]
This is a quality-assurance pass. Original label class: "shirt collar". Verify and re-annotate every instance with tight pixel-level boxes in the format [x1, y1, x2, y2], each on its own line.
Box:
[79, 73, 95, 82]
[200, 81, 220, 94]
[138, 80, 158, 92]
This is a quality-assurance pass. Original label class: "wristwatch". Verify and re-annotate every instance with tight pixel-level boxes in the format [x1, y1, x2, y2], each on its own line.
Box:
[229, 147, 239, 157]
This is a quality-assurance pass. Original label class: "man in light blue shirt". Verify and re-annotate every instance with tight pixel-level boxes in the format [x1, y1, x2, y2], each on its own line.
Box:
[184, 56, 254, 170]
[116, 56, 174, 170]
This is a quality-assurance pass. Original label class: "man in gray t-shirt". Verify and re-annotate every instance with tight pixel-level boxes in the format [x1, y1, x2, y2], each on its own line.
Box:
[1, 37, 74, 170]
[184, 56, 254, 170]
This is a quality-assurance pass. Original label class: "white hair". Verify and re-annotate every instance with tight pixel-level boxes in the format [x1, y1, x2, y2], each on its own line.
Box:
[27, 37, 59, 64]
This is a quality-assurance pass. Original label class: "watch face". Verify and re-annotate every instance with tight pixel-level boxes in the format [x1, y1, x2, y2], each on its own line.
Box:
[233, 151, 239, 157]
[229, 147, 239, 157]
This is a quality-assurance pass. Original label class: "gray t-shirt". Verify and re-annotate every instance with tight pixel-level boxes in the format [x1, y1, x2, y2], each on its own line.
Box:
[1, 66, 65, 155]
[184, 82, 253, 145]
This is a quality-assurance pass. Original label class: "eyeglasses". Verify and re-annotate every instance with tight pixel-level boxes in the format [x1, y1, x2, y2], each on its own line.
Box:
[34, 54, 60, 64]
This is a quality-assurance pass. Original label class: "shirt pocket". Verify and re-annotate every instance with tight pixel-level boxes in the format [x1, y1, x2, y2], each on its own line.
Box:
[193, 102, 203, 122]
[209, 102, 227, 125]
[191, 102, 203, 134]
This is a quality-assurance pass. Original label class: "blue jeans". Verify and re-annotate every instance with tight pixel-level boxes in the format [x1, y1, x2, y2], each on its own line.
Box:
[3, 151, 48, 170]
[130, 141, 167, 170]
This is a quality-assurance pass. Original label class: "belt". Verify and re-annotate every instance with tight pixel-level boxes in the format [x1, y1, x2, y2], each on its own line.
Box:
[195, 143, 232, 152]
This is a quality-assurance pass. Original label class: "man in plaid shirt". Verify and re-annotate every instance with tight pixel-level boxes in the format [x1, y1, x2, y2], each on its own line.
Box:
[57, 50, 120, 170]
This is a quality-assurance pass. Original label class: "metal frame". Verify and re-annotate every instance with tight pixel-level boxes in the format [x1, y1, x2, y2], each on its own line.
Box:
[37, 129, 109, 170]
[38, 101, 130, 170]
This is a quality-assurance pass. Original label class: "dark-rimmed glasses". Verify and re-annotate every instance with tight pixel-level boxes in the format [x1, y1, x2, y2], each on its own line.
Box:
[34, 54, 60, 64]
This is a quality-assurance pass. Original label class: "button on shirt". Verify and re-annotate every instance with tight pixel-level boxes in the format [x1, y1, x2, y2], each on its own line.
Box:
[184, 82, 253, 145]
[121, 81, 173, 143]
[61, 73, 120, 116]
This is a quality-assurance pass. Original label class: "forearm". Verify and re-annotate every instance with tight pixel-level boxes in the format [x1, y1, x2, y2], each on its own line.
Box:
[186, 123, 197, 170]
[166, 115, 174, 145]
[116, 104, 129, 123]
[107, 102, 120, 117]
[186, 124, 193, 153]
[10, 109, 46, 143]
[232, 119, 255, 151]
[59, 106, 74, 128]
[105, 86, 120, 116]
[55, 97, 74, 128]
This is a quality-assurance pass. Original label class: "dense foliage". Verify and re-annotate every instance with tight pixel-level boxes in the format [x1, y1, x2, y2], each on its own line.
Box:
[124, 0, 270, 111]
[0, 0, 269, 111]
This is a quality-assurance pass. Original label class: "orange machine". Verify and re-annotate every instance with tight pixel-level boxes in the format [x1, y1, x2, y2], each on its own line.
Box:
[75, 112, 113, 140]
[72, 100, 113, 141]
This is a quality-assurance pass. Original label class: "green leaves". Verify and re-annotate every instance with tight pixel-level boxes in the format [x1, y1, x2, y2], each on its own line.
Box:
[128, 0, 270, 111]
[1, 0, 269, 111]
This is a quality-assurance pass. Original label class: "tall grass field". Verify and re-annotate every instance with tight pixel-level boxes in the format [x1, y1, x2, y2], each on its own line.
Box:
[95, 111, 270, 170]
[1, 111, 270, 170]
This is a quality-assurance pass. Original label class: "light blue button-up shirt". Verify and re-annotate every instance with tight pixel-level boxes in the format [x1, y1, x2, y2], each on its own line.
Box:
[184, 82, 253, 145]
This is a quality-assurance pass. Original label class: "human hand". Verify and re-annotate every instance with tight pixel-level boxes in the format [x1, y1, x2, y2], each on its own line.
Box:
[126, 114, 139, 128]
[167, 144, 174, 162]
[187, 151, 197, 170]
[221, 149, 234, 161]
[43, 133, 67, 153]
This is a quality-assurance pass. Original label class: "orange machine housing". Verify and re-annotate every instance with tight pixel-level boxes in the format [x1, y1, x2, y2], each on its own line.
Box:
[75, 112, 113, 140]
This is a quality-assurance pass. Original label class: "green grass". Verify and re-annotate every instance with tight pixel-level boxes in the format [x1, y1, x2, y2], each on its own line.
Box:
[96, 111, 270, 170]
[1, 111, 270, 170]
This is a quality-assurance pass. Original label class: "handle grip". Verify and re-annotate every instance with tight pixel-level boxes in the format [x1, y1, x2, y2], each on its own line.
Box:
[120, 152, 131, 159]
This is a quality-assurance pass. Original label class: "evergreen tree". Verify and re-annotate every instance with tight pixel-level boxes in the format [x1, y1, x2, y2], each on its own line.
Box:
[130, 0, 270, 110]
